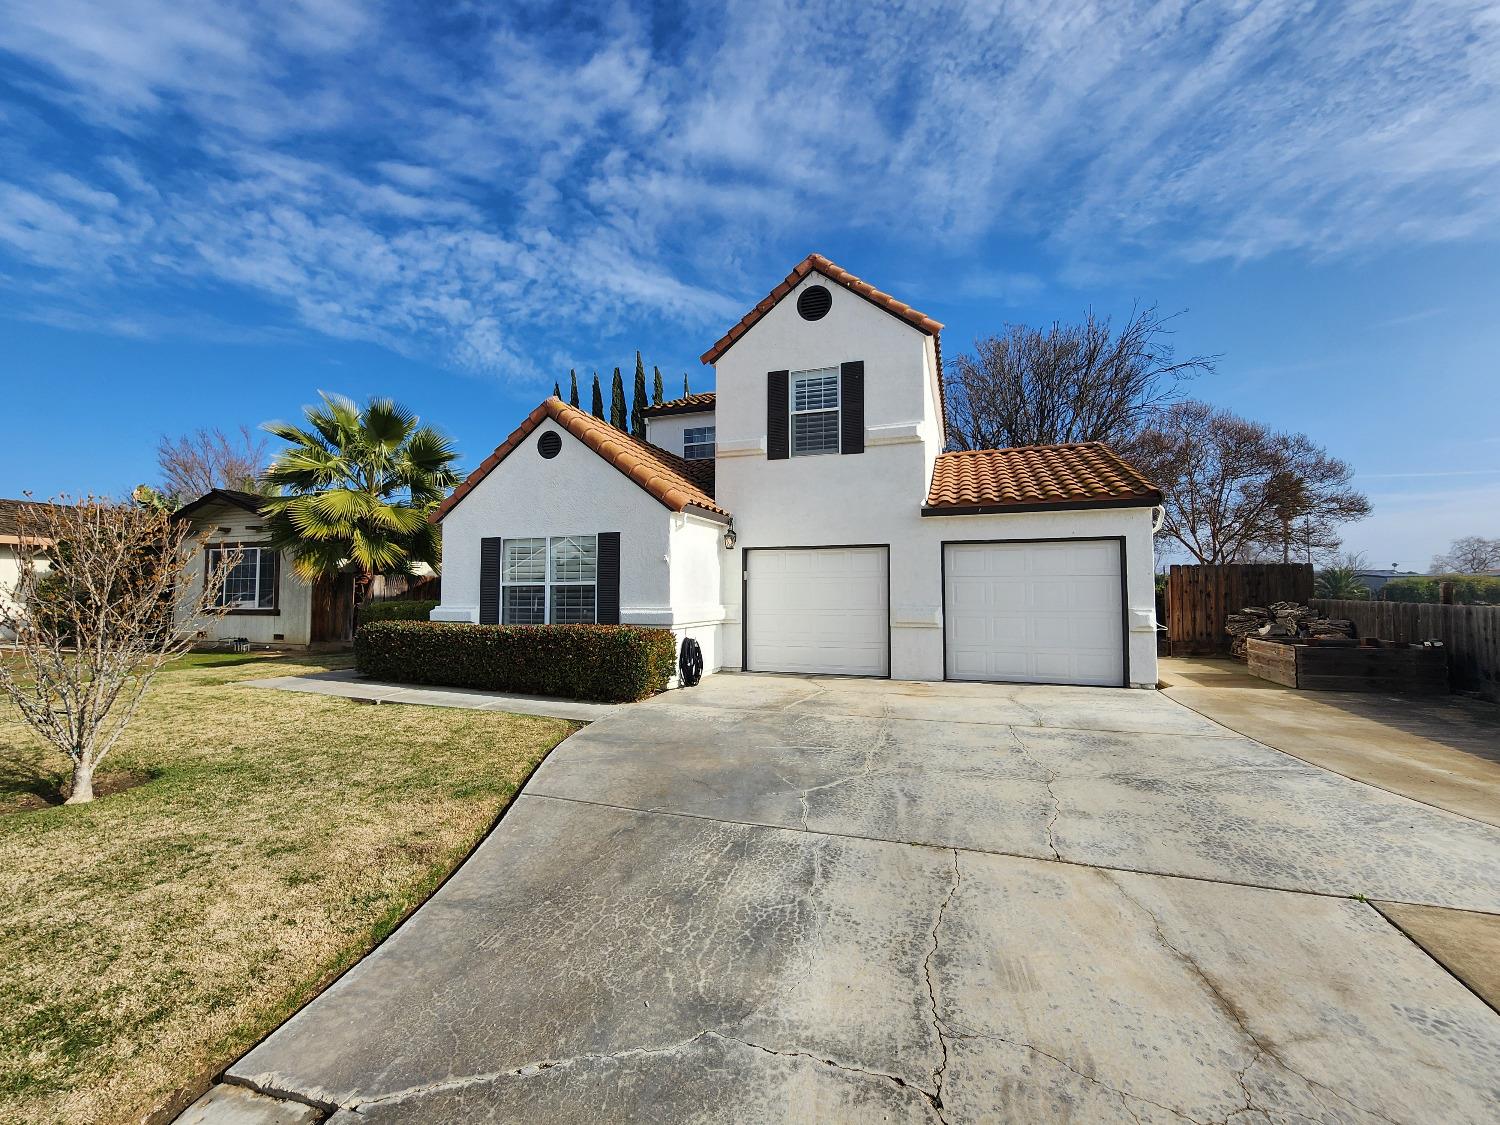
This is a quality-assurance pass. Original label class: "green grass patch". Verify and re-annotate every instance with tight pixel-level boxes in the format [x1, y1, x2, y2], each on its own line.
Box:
[0, 654, 575, 1124]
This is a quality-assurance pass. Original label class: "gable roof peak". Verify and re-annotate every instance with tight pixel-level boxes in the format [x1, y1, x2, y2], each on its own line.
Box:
[435, 397, 728, 523]
[700, 252, 943, 366]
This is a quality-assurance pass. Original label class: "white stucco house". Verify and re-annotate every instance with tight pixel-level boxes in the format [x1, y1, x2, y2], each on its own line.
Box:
[1, 498, 53, 641]
[432, 254, 1164, 688]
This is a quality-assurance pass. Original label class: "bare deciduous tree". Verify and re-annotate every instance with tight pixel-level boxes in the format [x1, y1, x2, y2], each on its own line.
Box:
[943, 304, 1216, 452]
[1431, 536, 1500, 574]
[0, 499, 237, 803]
[1132, 401, 1371, 565]
[157, 425, 268, 500]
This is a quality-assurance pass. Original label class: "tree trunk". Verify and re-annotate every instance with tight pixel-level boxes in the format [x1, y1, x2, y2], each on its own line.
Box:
[66, 759, 95, 804]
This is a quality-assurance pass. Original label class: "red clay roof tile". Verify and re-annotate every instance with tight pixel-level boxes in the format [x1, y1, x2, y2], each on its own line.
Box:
[924, 443, 1162, 511]
[434, 398, 729, 523]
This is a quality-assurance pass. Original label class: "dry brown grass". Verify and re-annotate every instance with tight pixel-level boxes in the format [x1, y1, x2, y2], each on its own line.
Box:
[0, 652, 575, 1125]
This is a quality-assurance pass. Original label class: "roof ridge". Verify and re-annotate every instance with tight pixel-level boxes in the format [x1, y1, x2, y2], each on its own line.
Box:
[941, 440, 1110, 455]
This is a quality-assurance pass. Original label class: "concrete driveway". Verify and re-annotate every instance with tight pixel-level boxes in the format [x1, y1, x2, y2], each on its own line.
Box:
[223, 674, 1500, 1123]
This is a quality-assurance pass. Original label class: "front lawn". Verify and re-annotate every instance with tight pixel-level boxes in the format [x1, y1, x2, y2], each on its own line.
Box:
[0, 653, 576, 1125]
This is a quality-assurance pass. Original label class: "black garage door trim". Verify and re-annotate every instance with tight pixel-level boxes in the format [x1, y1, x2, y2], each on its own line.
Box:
[939, 536, 1130, 688]
[742, 543, 893, 678]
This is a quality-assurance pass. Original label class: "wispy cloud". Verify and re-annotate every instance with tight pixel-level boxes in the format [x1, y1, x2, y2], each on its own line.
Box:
[0, 0, 1496, 378]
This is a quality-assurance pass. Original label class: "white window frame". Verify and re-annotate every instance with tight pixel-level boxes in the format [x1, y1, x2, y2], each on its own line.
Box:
[790, 368, 840, 457]
[683, 425, 716, 461]
[501, 534, 598, 625]
[208, 544, 274, 611]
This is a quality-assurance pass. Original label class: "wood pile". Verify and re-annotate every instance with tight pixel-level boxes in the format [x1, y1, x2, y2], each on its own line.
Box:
[1226, 601, 1355, 659]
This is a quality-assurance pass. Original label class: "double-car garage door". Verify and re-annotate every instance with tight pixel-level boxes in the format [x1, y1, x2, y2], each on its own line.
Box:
[744, 540, 1125, 686]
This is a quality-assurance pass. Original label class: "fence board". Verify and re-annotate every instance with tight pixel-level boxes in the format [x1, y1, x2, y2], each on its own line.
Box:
[1312, 598, 1500, 701]
[1168, 564, 1314, 655]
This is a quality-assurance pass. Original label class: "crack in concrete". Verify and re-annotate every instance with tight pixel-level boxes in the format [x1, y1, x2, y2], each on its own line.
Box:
[342, 1029, 945, 1118]
[920, 849, 962, 1119]
[1009, 729, 1063, 859]
[943, 1024, 1204, 1124]
[1104, 874, 1405, 1125]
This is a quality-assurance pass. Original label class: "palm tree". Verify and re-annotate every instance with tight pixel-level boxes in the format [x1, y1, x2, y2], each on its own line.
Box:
[1314, 566, 1370, 601]
[260, 394, 459, 600]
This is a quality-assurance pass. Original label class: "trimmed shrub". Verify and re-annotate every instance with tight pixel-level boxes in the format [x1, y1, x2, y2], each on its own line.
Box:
[354, 621, 677, 703]
[359, 599, 440, 624]
[1382, 575, 1500, 605]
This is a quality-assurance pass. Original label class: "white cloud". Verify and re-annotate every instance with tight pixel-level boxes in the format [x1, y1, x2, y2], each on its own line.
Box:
[0, 0, 1496, 378]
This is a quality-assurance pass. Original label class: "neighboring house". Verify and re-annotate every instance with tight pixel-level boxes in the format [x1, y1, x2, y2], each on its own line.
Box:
[1355, 569, 1421, 596]
[432, 254, 1163, 688]
[173, 489, 353, 647]
[0, 498, 53, 641]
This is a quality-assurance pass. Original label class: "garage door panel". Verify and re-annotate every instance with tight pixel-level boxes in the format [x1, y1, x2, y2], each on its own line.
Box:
[747, 548, 889, 676]
[945, 541, 1124, 687]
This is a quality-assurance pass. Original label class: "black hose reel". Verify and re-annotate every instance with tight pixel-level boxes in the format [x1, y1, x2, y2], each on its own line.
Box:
[678, 636, 704, 688]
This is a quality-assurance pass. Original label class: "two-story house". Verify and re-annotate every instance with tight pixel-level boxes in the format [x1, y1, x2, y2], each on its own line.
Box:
[432, 254, 1163, 687]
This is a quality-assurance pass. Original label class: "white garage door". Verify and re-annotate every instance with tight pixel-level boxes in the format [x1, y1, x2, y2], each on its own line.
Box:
[945, 540, 1124, 686]
[746, 548, 889, 676]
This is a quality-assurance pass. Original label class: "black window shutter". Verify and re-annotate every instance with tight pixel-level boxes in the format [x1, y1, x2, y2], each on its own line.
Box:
[767, 370, 789, 460]
[840, 360, 865, 455]
[479, 537, 502, 624]
[596, 532, 621, 623]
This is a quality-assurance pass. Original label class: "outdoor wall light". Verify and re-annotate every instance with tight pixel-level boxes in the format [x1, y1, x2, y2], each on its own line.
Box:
[723, 523, 738, 550]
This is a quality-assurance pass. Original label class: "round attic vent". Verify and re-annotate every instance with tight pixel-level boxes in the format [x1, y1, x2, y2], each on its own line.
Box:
[538, 431, 562, 459]
[797, 284, 832, 321]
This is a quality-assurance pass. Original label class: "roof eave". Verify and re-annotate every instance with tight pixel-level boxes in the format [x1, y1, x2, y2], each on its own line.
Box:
[920, 494, 1163, 517]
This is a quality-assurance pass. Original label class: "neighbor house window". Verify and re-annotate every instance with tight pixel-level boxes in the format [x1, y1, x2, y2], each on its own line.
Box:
[790, 368, 840, 456]
[684, 425, 715, 460]
[501, 535, 597, 624]
[207, 545, 276, 611]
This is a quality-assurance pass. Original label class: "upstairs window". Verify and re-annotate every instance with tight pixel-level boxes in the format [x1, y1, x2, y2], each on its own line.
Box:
[501, 535, 597, 624]
[790, 368, 840, 456]
[684, 425, 716, 460]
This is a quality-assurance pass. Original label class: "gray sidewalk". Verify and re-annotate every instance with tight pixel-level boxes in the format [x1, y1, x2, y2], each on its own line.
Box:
[240, 668, 622, 722]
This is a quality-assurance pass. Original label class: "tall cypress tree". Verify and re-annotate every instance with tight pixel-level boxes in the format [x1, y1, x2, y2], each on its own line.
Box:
[652, 365, 664, 405]
[553, 380, 562, 399]
[610, 367, 627, 430]
[630, 351, 647, 438]
[683, 372, 690, 396]
[568, 369, 580, 408]
[591, 372, 605, 419]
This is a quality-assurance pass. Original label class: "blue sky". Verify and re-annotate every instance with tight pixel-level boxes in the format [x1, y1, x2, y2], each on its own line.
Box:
[1, 0, 1496, 570]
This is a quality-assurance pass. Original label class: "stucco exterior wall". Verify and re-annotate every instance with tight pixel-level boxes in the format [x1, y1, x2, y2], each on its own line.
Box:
[667, 514, 727, 678]
[180, 501, 314, 646]
[643, 411, 715, 460]
[0, 544, 27, 641]
[710, 271, 1159, 686]
[434, 417, 675, 625]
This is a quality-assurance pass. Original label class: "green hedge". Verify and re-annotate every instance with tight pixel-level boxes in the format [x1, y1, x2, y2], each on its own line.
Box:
[1382, 575, 1500, 605]
[354, 621, 677, 703]
[359, 599, 440, 623]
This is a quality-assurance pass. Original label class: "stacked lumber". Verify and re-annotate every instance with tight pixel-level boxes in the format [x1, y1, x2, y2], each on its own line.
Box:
[1226, 601, 1354, 659]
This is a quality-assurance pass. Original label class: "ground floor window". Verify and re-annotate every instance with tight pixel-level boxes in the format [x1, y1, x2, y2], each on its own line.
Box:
[207, 544, 278, 611]
[501, 535, 598, 624]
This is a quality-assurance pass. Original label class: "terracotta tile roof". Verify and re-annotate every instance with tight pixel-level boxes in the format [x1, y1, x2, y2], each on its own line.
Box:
[434, 398, 729, 523]
[642, 392, 716, 418]
[698, 253, 947, 436]
[924, 443, 1163, 512]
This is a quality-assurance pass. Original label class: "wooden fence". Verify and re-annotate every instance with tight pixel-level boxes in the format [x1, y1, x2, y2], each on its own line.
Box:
[367, 573, 441, 603]
[1167, 563, 1313, 655]
[1312, 599, 1500, 701]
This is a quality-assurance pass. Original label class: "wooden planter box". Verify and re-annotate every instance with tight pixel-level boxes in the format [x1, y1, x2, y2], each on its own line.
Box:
[1245, 636, 1448, 694]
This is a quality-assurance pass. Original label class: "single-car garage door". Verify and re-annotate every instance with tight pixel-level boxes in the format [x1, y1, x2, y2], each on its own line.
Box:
[746, 547, 889, 676]
[944, 540, 1124, 686]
